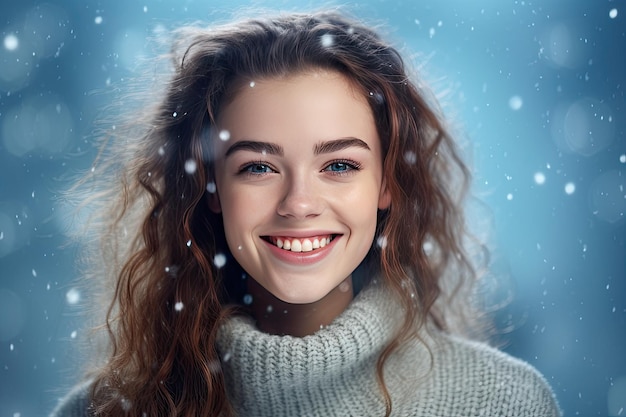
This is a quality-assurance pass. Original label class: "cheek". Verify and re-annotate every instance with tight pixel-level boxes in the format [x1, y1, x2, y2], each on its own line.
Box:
[219, 188, 268, 244]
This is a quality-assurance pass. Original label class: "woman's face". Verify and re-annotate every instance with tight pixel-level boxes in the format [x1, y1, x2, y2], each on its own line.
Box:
[211, 70, 390, 304]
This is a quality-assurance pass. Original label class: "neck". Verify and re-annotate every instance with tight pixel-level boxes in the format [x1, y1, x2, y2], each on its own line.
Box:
[247, 276, 354, 337]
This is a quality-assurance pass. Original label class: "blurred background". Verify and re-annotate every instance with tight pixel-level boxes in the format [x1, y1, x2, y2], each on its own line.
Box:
[0, 0, 624, 415]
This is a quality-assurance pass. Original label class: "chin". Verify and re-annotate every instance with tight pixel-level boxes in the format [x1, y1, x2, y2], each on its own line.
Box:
[272, 288, 329, 305]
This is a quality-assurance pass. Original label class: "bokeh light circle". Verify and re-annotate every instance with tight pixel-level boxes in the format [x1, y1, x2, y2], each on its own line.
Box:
[2, 94, 74, 157]
[552, 98, 615, 157]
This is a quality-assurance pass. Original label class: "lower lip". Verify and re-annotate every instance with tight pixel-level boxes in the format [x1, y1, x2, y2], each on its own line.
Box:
[263, 236, 340, 265]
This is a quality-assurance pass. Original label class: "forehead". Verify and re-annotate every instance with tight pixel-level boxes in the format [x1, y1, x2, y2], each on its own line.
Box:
[214, 70, 379, 153]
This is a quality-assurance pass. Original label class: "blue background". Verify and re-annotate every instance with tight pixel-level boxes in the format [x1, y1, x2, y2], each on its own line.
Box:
[0, 0, 624, 415]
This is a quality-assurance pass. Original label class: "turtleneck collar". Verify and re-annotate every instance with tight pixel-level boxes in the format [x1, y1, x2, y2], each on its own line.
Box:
[216, 282, 404, 416]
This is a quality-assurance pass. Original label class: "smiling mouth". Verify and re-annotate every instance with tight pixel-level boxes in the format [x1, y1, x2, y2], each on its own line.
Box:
[263, 235, 337, 253]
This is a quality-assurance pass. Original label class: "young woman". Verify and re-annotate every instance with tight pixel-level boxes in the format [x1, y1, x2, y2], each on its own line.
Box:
[51, 11, 560, 417]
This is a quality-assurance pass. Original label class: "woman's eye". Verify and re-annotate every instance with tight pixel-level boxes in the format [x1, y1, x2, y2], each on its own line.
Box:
[241, 163, 274, 174]
[323, 160, 361, 173]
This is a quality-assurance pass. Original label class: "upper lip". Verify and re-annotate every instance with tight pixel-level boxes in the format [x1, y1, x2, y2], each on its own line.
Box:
[261, 230, 341, 239]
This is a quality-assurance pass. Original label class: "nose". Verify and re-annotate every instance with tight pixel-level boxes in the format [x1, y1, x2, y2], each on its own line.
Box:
[276, 173, 324, 219]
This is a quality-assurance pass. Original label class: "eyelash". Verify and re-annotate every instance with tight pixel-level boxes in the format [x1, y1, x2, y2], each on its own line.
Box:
[323, 159, 362, 176]
[237, 159, 362, 177]
[238, 161, 276, 176]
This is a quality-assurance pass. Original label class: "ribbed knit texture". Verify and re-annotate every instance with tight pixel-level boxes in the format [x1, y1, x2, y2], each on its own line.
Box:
[50, 284, 561, 416]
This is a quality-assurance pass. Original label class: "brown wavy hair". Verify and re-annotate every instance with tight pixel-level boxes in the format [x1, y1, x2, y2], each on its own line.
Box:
[81, 10, 486, 416]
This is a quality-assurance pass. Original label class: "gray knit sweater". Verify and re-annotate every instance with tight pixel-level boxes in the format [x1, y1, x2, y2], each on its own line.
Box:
[50, 284, 560, 416]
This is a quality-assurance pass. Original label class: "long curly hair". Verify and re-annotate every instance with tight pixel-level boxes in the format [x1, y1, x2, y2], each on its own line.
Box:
[80, 10, 486, 416]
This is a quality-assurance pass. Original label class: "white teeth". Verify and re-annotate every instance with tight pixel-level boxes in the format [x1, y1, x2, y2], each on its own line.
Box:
[291, 239, 302, 252]
[271, 236, 333, 252]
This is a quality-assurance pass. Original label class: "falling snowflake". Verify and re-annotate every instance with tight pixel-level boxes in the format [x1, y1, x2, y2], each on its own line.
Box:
[66, 288, 80, 305]
[534, 172, 546, 185]
[184, 159, 197, 174]
[218, 130, 231, 141]
[213, 253, 226, 268]
[4, 34, 18, 51]
[320, 33, 334, 47]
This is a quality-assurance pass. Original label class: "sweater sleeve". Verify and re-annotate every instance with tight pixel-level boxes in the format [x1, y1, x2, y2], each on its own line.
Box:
[463, 339, 562, 417]
[48, 381, 92, 417]
[432, 335, 562, 417]
[504, 358, 561, 417]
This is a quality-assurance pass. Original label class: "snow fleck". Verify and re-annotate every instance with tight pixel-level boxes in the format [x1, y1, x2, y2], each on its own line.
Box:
[164, 265, 179, 277]
[13, 413, 20, 417]
[158, 146, 165, 156]
[423, 240, 434, 256]
[619, 154, 626, 164]
[249, 81, 256, 88]
[70, 330, 77, 339]
[429, 27, 436, 38]
[564, 182, 576, 195]
[534, 172, 546, 185]
[237, 245, 242, 251]
[143, 6, 148, 13]
[66, 288, 80, 305]
[243, 294, 253, 305]
[404, 151, 417, 164]
[186, 239, 192, 247]
[213, 253, 227, 268]
[509, 95, 523, 110]
[184, 159, 197, 174]
[31, 269, 37, 277]
[174, 301, 184, 311]
[506, 193, 514, 201]
[218, 130, 231, 141]
[222, 351, 232, 362]
[266, 304, 273, 313]
[46, 283, 50, 290]
[320, 33, 334, 47]
[206, 181, 216, 193]
[120, 397, 131, 412]
[4, 34, 19, 51]
[609, 8, 618, 19]
[10, 344, 14, 351]
[338, 281, 351, 292]
[376, 235, 388, 249]
[172, 111, 178, 117]
[94, 16, 103, 25]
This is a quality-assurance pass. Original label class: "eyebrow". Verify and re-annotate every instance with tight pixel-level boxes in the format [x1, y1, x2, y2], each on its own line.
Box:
[223, 137, 370, 158]
[224, 140, 284, 157]
[314, 137, 371, 154]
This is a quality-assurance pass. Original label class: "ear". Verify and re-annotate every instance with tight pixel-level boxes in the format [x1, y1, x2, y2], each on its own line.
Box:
[378, 179, 391, 210]
[207, 183, 222, 213]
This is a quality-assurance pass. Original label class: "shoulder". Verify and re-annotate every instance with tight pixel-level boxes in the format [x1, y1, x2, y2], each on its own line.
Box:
[429, 333, 562, 417]
[49, 380, 92, 417]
